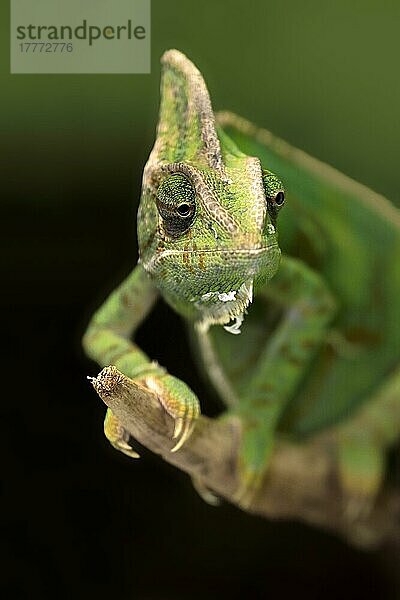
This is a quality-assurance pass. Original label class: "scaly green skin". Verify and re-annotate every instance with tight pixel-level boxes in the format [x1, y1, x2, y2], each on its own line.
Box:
[83, 50, 400, 510]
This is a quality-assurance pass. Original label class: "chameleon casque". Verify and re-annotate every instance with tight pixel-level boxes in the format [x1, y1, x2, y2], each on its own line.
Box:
[83, 50, 400, 514]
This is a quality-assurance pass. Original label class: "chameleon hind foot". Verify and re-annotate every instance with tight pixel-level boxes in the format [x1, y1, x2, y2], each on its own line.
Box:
[337, 366, 400, 522]
[232, 418, 273, 509]
[104, 408, 140, 458]
[233, 467, 265, 509]
[142, 373, 200, 452]
[337, 440, 384, 521]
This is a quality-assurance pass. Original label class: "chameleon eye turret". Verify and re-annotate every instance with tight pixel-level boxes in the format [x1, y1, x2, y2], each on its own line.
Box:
[156, 173, 196, 237]
[262, 169, 285, 224]
[266, 189, 285, 225]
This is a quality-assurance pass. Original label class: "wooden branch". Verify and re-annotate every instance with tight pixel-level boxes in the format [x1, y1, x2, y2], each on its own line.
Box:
[91, 366, 400, 548]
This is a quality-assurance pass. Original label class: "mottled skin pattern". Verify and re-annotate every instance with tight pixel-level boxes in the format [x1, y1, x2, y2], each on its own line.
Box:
[83, 50, 400, 510]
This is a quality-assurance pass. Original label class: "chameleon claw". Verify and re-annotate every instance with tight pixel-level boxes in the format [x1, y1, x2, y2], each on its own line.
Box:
[170, 430, 187, 452]
[144, 374, 200, 453]
[172, 417, 184, 440]
[113, 440, 141, 459]
[104, 409, 140, 459]
[171, 418, 194, 452]
[170, 401, 198, 452]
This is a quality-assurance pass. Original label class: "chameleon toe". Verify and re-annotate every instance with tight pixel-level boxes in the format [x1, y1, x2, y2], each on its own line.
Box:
[233, 469, 264, 509]
[113, 440, 140, 459]
[104, 409, 140, 458]
[170, 400, 198, 452]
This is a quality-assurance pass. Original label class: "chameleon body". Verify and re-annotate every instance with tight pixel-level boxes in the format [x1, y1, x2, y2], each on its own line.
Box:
[83, 50, 400, 510]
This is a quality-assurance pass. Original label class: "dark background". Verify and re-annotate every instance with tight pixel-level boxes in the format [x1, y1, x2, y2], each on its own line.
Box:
[2, 1, 400, 598]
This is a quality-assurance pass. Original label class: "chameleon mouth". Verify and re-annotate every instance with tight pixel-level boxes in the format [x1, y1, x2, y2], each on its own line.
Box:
[143, 243, 280, 333]
[145, 243, 279, 271]
[158, 243, 277, 256]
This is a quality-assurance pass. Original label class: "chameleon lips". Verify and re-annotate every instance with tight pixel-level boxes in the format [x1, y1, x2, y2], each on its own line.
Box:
[144, 243, 280, 271]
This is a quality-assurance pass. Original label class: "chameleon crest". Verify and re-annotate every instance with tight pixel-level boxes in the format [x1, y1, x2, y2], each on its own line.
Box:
[138, 50, 282, 332]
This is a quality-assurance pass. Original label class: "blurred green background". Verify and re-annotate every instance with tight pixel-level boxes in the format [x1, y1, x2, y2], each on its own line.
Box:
[2, 1, 399, 598]
[2, 0, 400, 210]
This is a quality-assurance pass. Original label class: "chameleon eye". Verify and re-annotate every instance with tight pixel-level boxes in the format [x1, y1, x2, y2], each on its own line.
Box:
[262, 169, 285, 221]
[274, 191, 285, 206]
[177, 202, 193, 217]
[156, 173, 196, 237]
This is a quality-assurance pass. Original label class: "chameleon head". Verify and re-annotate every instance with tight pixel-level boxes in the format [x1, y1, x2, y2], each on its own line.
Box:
[137, 49, 284, 332]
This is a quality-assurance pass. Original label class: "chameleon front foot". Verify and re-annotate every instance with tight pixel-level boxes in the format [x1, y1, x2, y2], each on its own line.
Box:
[104, 408, 140, 458]
[142, 373, 200, 452]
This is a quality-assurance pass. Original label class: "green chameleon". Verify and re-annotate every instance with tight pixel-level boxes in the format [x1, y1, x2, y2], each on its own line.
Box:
[83, 49, 400, 510]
